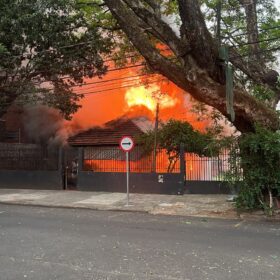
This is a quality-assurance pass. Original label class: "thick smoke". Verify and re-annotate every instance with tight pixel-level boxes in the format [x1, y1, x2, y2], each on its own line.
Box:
[23, 105, 82, 146]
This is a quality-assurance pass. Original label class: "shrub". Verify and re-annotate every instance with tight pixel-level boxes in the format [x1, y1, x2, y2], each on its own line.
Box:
[234, 126, 280, 214]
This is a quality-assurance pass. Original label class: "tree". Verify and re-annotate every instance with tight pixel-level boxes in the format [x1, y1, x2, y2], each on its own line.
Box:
[96, 1, 280, 210]
[102, 0, 280, 132]
[138, 119, 220, 172]
[0, 0, 112, 119]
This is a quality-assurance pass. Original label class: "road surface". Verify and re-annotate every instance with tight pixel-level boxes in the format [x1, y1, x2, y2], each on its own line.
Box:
[0, 204, 279, 280]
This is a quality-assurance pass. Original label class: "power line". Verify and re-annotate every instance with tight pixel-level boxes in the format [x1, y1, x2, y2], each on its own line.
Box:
[70, 73, 159, 88]
[0, 62, 147, 82]
[106, 63, 145, 72]
[72, 75, 161, 91]
[80, 79, 166, 95]
[229, 36, 280, 48]
[230, 46, 280, 60]
[223, 25, 280, 39]
[0, 66, 158, 108]
[76, 78, 161, 92]
[0, 40, 98, 59]
[0, 78, 167, 107]
[0, 38, 166, 64]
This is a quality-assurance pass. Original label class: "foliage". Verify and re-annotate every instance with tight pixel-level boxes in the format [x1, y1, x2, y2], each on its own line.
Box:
[138, 119, 224, 172]
[0, 0, 112, 118]
[202, 0, 280, 102]
[78, 0, 144, 67]
[250, 84, 276, 105]
[97, 0, 280, 103]
[227, 126, 280, 213]
[203, 0, 280, 55]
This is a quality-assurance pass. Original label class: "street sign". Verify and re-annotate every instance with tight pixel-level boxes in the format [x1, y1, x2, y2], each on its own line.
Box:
[119, 136, 134, 206]
[119, 136, 134, 152]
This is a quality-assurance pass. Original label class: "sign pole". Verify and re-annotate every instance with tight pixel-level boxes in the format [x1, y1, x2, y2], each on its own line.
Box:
[126, 151, 129, 206]
[119, 136, 134, 207]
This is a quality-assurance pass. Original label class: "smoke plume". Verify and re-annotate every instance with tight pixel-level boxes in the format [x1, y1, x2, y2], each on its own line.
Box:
[23, 105, 82, 145]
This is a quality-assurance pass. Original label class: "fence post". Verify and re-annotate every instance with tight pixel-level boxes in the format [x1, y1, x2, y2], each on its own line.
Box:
[58, 147, 63, 172]
[58, 147, 64, 189]
[178, 143, 186, 195]
[76, 147, 84, 188]
[78, 147, 83, 172]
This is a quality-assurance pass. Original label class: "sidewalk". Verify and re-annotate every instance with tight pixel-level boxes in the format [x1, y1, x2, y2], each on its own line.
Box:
[1, 188, 279, 220]
[0, 188, 240, 219]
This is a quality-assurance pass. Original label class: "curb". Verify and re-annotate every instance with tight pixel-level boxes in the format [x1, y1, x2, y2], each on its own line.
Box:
[0, 201, 150, 214]
[1, 200, 279, 222]
[0, 201, 240, 220]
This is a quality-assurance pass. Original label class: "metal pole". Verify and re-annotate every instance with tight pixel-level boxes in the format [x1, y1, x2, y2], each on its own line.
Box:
[126, 151, 129, 206]
[152, 102, 159, 172]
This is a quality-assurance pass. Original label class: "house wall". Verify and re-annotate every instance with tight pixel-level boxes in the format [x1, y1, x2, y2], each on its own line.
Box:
[185, 181, 231, 194]
[0, 170, 63, 190]
[76, 147, 233, 195]
[77, 171, 185, 194]
[0, 144, 63, 190]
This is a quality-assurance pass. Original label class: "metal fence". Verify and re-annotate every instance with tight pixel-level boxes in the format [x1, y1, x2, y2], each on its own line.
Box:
[83, 146, 181, 173]
[82, 146, 242, 179]
[185, 149, 241, 181]
[0, 143, 241, 180]
[0, 143, 59, 170]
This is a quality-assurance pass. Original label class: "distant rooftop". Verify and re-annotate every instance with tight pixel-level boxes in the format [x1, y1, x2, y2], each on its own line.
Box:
[68, 118, 149, 146]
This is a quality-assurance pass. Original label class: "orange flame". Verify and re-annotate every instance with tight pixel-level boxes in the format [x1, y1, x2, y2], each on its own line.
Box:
[125, 83, 178, 113]
[71, 66, 212, 133]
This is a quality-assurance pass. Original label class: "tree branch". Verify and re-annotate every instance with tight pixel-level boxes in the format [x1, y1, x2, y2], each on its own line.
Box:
[122, 0, 188, 57]
[229, 48, 280, 107]
[104, 0, 279, 132]
[178, 0, 222, 82]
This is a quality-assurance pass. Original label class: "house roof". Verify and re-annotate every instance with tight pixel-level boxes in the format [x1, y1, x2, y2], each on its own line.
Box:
[68, 118, 145, 146]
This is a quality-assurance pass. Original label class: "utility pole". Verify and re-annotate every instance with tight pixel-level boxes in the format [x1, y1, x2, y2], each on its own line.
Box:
[152, 102, 159, 173]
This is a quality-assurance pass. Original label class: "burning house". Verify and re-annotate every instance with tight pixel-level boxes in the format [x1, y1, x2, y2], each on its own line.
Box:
[0, 63, 233, 194]
[68, 118, 152, 172]
[65, 117, 186, 194]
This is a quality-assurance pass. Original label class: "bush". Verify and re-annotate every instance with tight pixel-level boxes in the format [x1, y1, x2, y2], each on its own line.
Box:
[235, 126, 280, 213]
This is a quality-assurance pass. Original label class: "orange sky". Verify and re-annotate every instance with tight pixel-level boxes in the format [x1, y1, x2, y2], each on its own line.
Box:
[71, 64, 210, 132]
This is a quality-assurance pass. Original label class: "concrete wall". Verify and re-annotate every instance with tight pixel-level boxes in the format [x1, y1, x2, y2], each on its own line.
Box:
[0, 170, 63, 190]
[185, 181, 232, 194]
[77, 172, 185, 194]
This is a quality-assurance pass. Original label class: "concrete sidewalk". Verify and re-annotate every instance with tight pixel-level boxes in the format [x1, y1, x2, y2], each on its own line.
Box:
[0, 188, 240, 219]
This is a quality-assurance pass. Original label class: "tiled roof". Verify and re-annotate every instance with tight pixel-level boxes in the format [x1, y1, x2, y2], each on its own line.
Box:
[68, 118, 144, 146]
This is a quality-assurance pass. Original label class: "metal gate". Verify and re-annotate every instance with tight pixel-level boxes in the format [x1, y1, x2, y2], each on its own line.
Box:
[62, 146, 79, 190]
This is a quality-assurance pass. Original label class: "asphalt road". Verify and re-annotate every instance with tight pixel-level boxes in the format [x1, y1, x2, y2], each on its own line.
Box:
[0, 204, 279, 280]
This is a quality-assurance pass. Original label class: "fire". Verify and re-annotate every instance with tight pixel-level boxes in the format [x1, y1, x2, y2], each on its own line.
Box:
[71, 66, 213, 133]
[125, 83, 178, 113]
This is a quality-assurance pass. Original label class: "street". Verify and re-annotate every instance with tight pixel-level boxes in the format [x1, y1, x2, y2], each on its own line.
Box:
[0, 204, 279, 280]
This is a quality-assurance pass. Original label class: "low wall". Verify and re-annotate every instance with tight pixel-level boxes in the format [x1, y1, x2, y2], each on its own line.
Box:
[77, 172, 185, 194]
[185, 181, 232, 194]
[0, 170, 63, 190]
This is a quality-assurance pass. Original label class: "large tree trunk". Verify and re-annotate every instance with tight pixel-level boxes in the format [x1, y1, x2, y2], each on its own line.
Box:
[242, 0, 261, 61]
[104, 0, 279, 133]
